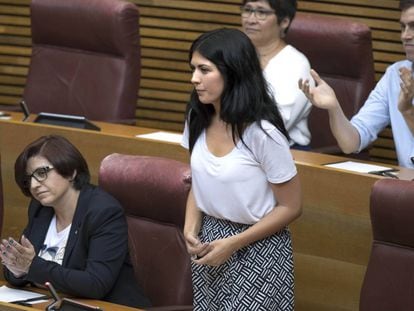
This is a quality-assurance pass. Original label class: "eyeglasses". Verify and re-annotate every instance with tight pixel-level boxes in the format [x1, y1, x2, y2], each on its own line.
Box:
[241, 6, 275, 21]
[23, 166, 54, 187]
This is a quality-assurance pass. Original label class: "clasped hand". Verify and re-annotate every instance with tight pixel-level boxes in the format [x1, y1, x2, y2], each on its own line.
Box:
[398, 67, 414, 114]
[0, 235, 35, 278]
[185, 234, 238, 267]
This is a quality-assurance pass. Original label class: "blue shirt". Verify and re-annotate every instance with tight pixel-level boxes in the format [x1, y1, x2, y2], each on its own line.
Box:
[351, 60, 414, 168]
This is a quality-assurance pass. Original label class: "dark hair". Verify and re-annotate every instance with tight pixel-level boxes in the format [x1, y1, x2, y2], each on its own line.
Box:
[15, 135, 90, 197]
[242, 0, 297, 34]
[400, 0, 414, 11]
[185, 28, 288, 152]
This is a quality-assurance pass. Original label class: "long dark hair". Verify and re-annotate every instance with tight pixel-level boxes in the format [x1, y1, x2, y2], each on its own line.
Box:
[185, 28, 288, 152]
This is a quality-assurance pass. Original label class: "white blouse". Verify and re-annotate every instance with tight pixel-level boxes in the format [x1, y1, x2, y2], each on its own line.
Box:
[182, 120, 297, 224]
[38, 215, 71, 265]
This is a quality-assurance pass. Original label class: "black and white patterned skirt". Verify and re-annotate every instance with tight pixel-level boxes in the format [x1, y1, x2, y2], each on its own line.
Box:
[192, 214, 294, 311]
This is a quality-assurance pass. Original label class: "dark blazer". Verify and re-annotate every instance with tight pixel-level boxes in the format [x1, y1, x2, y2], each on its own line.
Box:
[4, 184, 151, 308]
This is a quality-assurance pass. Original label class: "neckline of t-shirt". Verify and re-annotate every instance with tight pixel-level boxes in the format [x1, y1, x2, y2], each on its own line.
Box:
[202, 130, 242, 159]
[50, 214, 72, 236]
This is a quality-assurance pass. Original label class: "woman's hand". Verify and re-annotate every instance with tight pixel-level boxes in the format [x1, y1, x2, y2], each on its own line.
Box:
[185, 233, 211, 260]
[298, 69, 339, 110]
[0, 235, 36, 277]
[193, 236, 239, 267]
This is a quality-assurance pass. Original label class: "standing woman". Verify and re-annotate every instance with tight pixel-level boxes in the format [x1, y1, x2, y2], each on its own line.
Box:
[241, 0, 313, 149]
[0, 135, 150, 308]
[182, 28, 302, 310]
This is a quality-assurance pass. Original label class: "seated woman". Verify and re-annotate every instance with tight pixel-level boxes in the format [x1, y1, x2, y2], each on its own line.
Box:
[0, 135, 150, 308]
[241, 0, 314, 149]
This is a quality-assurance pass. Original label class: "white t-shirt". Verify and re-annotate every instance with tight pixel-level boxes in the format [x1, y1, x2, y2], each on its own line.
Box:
[182, 120, 297, 224]
[264, 45, 313, 146]
[38, 215, 71, 265]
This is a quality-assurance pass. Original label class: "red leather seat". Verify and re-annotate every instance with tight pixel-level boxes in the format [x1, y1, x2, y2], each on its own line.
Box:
[99, 154, 193, 309]
[360, 179, 414, 311]
[286, 13, 375, 153]
[23, 0, 141, 124]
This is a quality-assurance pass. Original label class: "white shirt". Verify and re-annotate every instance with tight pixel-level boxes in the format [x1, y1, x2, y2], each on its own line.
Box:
[182, 120, 297, 224]
[264, 45, 313, 146]
[38, 215, 71, 265]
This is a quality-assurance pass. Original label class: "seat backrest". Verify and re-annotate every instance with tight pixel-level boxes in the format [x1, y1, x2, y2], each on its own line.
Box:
[98, 154, 193, 308]
[24, 0, 140, 124]
[360, 179, 414, 311]
[286, 13, 375, 152]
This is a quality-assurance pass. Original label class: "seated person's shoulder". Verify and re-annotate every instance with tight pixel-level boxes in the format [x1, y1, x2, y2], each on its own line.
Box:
[282, 45, 310, 67]
[82, 184, 123, 214]
[387, 59, 411, 73]
[245, 121, 288, 144]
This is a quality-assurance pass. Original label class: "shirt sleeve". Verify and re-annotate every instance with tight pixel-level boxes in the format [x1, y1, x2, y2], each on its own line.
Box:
[250, 121, 297, 184]
[181, 121, 189, 150]
[350, 67, 392, 151]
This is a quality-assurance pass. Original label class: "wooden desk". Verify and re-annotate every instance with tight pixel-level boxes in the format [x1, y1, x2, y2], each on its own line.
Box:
[1, 112, 414, 311]
[0, 301, 33, 311]
[0, 282, 141, 311]
[0, 299, 140, 311]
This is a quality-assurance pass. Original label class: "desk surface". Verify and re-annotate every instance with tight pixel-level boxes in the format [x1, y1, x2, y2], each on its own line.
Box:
[0, 282, 141, 310]
[0, 301, 33, 311]
[1, 112, 414, 311]
[0, 299, 140, 311]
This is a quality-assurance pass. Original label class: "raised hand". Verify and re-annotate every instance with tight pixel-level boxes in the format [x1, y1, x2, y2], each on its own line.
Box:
[398, 66, 414, 113]
[0, 235, 36, 277]
[298, 69, 339, 110]
[398, 66, 414, 135]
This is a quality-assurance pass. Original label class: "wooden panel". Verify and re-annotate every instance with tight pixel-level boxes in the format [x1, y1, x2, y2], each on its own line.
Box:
[0, 1, 404, 164]
[0, 75, 26, 85]
[0, 95, 20, 105]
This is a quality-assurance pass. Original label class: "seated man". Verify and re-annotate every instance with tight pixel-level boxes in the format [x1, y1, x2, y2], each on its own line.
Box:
[299, 0, 414, 168]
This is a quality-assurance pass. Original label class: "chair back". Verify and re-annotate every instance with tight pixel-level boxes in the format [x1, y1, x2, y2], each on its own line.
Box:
[360, 179, 414, 311]
[286, 13, 375, 153]
[24, 0, 140, 124]
[99, 154, 193, 308]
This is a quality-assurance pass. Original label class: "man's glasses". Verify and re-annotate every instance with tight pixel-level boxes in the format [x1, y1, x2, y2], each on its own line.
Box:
[241, 6, 275, 21]
[23, 166, 54, 187]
